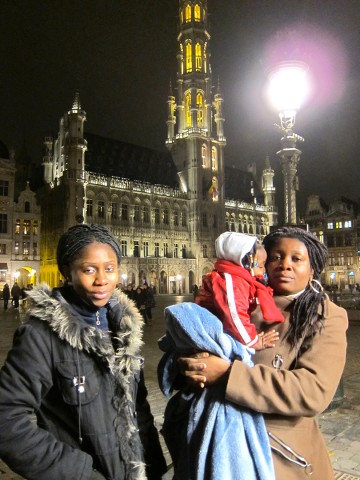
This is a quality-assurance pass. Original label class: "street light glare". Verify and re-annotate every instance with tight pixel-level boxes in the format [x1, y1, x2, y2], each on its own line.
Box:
[267, 62, 309, 114]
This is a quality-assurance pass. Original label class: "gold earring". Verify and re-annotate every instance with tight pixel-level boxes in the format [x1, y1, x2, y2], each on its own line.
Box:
[309, 278, 323, 294]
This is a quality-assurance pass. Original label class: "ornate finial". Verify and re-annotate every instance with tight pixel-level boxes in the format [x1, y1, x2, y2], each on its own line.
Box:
[72, 90, 81, 111]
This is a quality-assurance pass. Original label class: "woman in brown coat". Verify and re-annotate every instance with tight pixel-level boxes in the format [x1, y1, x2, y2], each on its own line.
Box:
[179, 227, 348, 480]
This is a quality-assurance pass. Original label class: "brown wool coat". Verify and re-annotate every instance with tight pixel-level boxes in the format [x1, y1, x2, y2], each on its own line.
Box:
[226, 294, 348, 480]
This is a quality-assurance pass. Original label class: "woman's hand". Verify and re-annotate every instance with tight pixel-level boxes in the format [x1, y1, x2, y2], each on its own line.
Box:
[177, 352, 231, 388]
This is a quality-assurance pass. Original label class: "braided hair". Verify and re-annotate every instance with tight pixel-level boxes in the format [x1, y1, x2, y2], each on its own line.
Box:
[263, 226, 328, 352]
[57, 224, 122, 277]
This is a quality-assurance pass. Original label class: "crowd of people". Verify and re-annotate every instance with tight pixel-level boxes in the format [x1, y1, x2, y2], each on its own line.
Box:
[0, 223, 349, 480]
[2, 282, 33, 310]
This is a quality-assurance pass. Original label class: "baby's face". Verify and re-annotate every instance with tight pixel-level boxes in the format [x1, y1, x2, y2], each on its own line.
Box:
[253, 247, 267, 276]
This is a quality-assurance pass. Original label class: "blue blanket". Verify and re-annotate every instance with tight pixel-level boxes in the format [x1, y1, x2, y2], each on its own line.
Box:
[158, 302, 275, 480]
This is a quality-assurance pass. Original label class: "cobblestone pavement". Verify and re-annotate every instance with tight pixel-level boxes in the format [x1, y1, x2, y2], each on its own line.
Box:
[1, 295, 359, 479]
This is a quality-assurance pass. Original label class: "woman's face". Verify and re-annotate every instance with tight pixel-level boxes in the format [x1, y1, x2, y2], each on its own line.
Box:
[266, 237, 313, 295]
[66, 242, 119, 307]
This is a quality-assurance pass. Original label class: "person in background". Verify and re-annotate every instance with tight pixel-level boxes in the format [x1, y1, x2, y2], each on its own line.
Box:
[134, 286, 149, 325]
[143, 283, 155, 326]
[0, 224, 166, 480]
[196, 232, 283, 350]
[177, 227, 348, 479]
[2, 283, 10, 310]
[124, 283, 135, 301]
[10, 282, 21, 309]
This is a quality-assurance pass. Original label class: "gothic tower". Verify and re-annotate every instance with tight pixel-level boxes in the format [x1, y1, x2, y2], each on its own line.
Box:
[166, 0, 226, 260]
[261, 155, 278, 226]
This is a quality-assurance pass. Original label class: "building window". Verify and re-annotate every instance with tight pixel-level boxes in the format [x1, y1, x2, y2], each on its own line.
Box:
[335, 221, 343, 229]
[0, 214, 7, 234]
[202, 213, 207, 227]
[134, 241, 139, 257]
[111, 202, 117, 220]
[0, 244, 6, 254]
[211, 146, 218, 171]
[33, 221, 38, 235]
[328, 253, 335, 266]
[143, 206, 150, 223]
[338, 253, 345, 266]
[121, 203, 128, 221]
[143, 241, 149, 257]
[24, 201, 30, 213]
[174, 243, 178, 258]
[121, 240, 127, 257]
[195, 43, 202, 72]
[14, 241, 19, 254]
[134, 204, 140, 222]
[182, 244, 186, 258]
[185, 3, 191, 22]
[23, 220, 31, 235]
[194, 3, 201, 21]
[174, 210, 179, 226]
[201, 144, 207, 168]
[33, 242, 37, 256]
[344, 220, 352, 228]
[98, 201, 105, 218]
[155, 243, 160, 257]
[346, 253, 354, 266]
[164, 242, 168, 257]
[154, 207, 160, 225]
[327, 222, 333, 229]
[186, 41, 192, 73]
[181, 210, 187, 227]
[196, 91, 203, 125]
[163, 209, 169, 225]
[23, 241, 30, 256]
[202, 244, 208, 258]
[86, 199, 93, 217]
[0, 180, 9, 196]
[185, 91, 192, 127]
[15, 219, 21, 234]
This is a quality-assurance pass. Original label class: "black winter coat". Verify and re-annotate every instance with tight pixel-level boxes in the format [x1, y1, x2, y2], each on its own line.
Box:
[0, 285, 166, 480]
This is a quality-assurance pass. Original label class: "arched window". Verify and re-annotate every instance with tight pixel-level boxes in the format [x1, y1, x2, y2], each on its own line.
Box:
[24, 201, 30, 213]
[185, 4, 191, 22]
[195, 42, 202, 71]
[201, 144, 207, 168]
[196, 92, 203, 126]
[194, 4, 201, 21]
[185, 91, 192, 127]
[186, 41, 192, 72]
[211, 146, 218, 171]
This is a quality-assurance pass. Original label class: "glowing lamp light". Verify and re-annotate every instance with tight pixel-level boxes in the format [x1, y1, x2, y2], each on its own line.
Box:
[267, 61, 309, 130]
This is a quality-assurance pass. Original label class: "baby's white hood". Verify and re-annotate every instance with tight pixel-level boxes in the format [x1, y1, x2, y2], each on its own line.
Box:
[215, 232, 257, 266]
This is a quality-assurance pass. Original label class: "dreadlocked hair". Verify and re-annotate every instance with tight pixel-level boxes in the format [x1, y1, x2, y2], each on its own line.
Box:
[263, 226, 328, 353]
[57, 224, 122, 276]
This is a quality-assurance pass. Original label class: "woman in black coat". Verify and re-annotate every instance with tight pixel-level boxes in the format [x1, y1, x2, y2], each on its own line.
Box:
[0, 224, 166, 480]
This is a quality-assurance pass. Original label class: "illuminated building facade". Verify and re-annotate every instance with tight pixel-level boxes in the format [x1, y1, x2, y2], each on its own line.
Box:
[0, 142, 41, 290]
[39, 0, 278, 293]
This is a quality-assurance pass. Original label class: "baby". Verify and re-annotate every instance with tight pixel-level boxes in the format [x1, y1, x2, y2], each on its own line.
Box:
[196, 232, 283, 349]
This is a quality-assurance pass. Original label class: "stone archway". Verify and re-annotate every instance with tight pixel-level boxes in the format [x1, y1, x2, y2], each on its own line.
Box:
[159, 271, 168, 294]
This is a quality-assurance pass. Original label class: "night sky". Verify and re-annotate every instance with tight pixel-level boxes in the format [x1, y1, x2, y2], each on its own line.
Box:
[1, 0, 359, 213]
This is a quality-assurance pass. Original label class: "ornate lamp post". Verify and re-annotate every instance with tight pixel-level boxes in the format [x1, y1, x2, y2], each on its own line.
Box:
[267, 61, 309, 225]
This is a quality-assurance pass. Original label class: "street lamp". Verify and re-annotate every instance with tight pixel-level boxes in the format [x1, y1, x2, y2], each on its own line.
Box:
[267, 61, 309, 225]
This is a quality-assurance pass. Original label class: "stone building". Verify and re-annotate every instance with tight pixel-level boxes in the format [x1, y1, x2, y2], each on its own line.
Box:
[38, 0, 278, 293]
[0, 141, 41, 291]
[304, 194, 360, 289]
